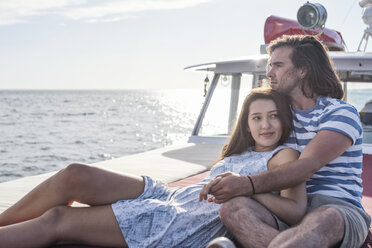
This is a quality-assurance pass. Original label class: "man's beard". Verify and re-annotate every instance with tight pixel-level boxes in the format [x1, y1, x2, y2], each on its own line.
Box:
[276, 69, 301, 96]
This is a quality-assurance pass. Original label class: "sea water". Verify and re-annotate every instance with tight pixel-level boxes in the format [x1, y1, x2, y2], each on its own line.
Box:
[0, 89, 204, 183]
[0, 88, 371, 183]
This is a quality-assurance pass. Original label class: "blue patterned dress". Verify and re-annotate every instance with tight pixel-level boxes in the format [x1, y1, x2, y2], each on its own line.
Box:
[111, 145, 286, 248]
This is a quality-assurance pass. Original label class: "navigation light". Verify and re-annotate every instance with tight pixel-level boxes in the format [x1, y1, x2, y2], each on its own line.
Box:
[297, 2, 327, 29]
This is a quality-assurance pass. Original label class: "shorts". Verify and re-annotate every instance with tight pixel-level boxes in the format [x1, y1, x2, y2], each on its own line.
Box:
[273, 194, 371, 248]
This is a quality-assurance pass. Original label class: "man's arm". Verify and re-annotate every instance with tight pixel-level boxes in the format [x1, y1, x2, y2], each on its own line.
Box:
[252, 130, 352, 194]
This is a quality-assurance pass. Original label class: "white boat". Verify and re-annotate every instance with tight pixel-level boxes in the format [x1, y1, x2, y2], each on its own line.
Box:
[185, 50, 372, 153]
[0, 2, 371, 245]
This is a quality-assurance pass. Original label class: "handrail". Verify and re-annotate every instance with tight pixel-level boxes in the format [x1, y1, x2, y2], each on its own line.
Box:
[191, 74, 220, 136]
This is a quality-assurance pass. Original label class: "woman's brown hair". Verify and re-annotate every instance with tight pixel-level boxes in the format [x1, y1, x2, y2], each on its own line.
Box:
[218, 87, 293, 162]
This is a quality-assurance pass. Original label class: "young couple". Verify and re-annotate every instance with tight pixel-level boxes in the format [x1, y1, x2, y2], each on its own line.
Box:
[0, 35, 370, 248]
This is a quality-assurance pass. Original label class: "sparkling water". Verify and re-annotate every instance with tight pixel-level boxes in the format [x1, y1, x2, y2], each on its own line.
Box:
[0, 89, 203, 182]
[0, 87, 371, 183]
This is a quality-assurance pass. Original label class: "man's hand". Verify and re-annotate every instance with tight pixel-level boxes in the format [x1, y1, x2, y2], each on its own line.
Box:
[199, 172, 252, 203]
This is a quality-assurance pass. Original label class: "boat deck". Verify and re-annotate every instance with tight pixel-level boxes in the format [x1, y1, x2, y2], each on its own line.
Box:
[362, 154, 372, 218]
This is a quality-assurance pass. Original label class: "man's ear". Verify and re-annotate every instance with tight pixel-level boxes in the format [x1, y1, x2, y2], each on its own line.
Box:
[299, 67, 307, 79]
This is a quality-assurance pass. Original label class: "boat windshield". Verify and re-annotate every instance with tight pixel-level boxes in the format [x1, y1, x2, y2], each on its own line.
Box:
[197, 74, 254, 137]
[190, 73, 270, 143]
[191, 73, 372, 149]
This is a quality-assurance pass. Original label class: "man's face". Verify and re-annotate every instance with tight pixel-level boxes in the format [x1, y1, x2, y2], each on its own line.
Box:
[266, 46, 303, 96]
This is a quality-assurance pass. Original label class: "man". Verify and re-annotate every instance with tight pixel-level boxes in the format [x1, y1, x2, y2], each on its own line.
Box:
[200, 35, 371, 248]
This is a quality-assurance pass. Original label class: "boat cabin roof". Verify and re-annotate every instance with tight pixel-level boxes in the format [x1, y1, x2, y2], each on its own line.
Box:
[185, 51, 372, 83]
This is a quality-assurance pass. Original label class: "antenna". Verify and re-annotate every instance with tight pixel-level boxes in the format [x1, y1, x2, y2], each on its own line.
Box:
[358, 0, 372, 51]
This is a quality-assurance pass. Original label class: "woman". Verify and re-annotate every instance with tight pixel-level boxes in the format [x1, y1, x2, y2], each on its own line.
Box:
[0, 88, 306, 248]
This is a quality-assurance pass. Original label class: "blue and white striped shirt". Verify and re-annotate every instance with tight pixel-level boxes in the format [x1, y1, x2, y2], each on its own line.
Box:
[285, 96, 364, 209]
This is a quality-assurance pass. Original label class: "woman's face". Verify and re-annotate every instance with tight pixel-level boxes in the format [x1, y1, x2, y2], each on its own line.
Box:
[247, 99, 283, 152]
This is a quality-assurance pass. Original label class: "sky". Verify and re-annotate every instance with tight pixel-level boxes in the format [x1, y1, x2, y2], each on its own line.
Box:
[0, 0, 368, 90]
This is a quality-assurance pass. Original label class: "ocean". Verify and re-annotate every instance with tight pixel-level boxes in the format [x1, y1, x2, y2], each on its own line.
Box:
[0, 89, 204, 183]
[1, 87, 371, 183]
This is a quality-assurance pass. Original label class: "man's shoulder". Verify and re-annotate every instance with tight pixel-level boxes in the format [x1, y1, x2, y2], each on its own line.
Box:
[319, 96, 353, 108]
[292, 96, 358, 121]
[317, 97, 363, 141]
[317, 96, 358, 116]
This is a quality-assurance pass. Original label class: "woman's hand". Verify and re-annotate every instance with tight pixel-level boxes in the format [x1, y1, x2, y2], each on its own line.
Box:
[199, 172, 252, 203]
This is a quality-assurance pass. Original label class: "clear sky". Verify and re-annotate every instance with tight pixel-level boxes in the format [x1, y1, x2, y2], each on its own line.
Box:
[0, 0, 367, 90]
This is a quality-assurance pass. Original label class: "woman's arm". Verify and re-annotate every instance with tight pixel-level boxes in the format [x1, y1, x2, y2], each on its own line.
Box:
[252, 148, 307, 225]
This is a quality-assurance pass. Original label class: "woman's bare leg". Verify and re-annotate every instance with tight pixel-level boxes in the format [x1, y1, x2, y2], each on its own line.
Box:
[0, 163, 144, 226]
[0, 205, 127, 248]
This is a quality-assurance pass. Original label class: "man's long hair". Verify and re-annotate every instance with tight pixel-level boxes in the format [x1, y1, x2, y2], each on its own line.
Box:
[268, 35, 344, 99]
[217, 88, 293, 162]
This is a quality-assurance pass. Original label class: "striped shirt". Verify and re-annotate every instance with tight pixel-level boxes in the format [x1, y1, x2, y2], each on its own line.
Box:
[285, 96, 364, 209]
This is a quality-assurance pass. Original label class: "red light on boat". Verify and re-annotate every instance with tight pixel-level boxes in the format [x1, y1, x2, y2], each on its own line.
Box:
[263, 15, 345, 51]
